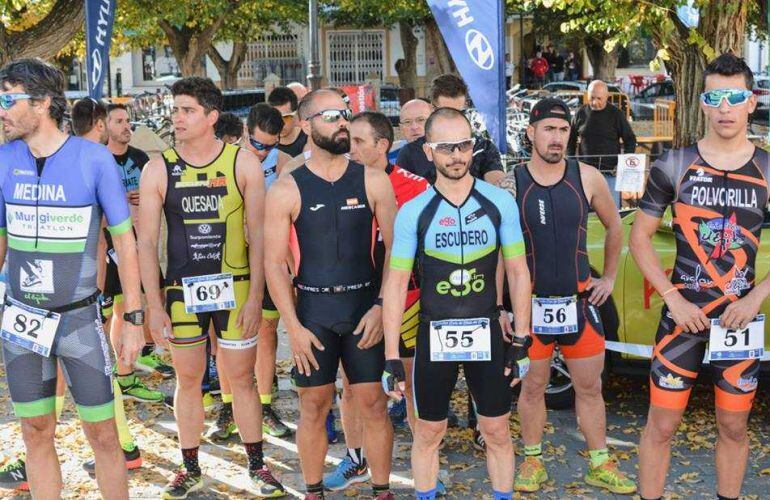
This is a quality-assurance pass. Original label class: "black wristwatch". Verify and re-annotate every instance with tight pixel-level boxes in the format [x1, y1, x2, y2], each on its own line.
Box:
[512, 335, 532, 348]
[123, 310, 145, 326]
[374, 297, 383, 307]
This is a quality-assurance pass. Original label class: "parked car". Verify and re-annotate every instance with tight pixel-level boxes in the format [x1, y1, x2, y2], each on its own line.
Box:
[631, 79, 675, 120]
[542, 208, 770, 410]
[752, 76, 770, 122]
[542, 80, 623, 94]
[379, 85, 401, 126]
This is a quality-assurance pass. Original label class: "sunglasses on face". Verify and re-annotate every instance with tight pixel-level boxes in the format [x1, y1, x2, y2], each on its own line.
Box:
[308, 108, 353, 123]
[700, 88, 753, 107]
[0, 93, 32, 110]
[426, 138, 476, 155]
[249, 137, 279, 151]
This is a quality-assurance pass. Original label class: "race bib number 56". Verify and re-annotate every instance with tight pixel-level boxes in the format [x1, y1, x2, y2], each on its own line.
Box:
[182, 273, 236, 314]
[532, 296, 578, 335]
[429, 317, 491, 362]
[0, 297, 61, 357]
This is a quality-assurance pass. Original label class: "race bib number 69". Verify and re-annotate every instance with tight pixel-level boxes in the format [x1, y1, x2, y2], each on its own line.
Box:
[182, 273, 236, 314]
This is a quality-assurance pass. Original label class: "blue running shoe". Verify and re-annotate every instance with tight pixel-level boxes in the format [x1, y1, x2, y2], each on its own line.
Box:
[436, 479, 447, 497]
[323, 456, 369, 491]
[326, 410, 339, 444]
[388, 398, 406, 427]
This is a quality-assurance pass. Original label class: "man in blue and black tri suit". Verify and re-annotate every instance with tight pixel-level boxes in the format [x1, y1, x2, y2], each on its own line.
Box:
[381, 107, 533, 500]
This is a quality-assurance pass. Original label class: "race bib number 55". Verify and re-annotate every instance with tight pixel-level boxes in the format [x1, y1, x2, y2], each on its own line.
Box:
[182, 273, 236, 314]
[0, 297, 61, 357]
[429, 317, 491, 362]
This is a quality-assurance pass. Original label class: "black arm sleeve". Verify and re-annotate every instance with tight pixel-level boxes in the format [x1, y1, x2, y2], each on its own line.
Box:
[618, 110, 637, 154]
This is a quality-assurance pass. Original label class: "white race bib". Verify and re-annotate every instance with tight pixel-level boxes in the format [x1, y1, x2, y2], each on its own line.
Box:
[182, 273, 236, 314]
[708, 315, 765, 361]
[532, 296, 579, 335]
[0, 297, 61, 357]
[429, 317, 491, 362]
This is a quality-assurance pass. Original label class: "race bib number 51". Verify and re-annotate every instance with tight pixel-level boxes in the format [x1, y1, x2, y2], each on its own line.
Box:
[429, 317, 491, 362]
[182, 273, 236, 314]
[708, 315, 765, 361]
[0, 297, 61, 357]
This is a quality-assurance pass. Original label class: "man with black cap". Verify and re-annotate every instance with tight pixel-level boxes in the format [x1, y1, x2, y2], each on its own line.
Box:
[498, 98, 634, 495]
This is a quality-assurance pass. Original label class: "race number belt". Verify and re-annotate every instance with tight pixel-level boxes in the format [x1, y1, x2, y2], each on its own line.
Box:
[182, 273, 236, 314]
[1, 296, 61, 357]
[429, 317, 491, 362]
[532, 296, 578, 335]
[708, 315, 765, 361]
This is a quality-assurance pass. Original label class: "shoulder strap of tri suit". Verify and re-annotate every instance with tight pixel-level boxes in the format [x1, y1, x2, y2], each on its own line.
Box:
[473, 185, 502, 244]
[752, 147, 770, 189]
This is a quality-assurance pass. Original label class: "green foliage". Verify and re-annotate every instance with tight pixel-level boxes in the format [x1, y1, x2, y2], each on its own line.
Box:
[321, 0, 431, 28]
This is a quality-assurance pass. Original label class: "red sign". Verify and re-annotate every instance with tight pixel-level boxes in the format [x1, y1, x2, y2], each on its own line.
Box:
[341, 84, 376, 113]
[643, 268, 674, 309]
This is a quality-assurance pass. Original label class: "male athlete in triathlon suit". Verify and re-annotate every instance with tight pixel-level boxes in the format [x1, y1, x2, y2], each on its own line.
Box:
[265, 90, 398, 500]
[498, 98, 633, 494]
[102, 103, 171, 406]
[0, 58, 144, 499]
[381, 108, 532, 500]
[631, 54, 770, 500]
[323, 111, 429, 492]
[137, 77, 284, 498]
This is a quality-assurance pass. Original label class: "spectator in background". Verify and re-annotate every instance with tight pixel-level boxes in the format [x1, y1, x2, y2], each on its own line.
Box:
[505, 53, 514, 89]
[568, 80, 637, 206]
[529, 51, 549, 89]
[267, 86, 308, 158]
[544, 45, 556, 82]
[551, 50, 566, 82]
[214, 112, 244, 144]
[287, 81, 309, 101]
[566, 51, 580, 81]
[396, 73, 505, 184]
[399, 99, 432, 143]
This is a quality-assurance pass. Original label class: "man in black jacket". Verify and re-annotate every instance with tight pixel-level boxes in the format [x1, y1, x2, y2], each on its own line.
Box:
[568, 80, 636, 206]
[396, 73, 505, 185]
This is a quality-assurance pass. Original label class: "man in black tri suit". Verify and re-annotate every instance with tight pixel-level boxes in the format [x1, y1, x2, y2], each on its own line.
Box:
[498, 98, 632, 494]
[264, 89, 398, 500]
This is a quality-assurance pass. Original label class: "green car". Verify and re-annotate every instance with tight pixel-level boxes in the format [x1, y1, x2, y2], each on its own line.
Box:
[542, 208, 770, 409]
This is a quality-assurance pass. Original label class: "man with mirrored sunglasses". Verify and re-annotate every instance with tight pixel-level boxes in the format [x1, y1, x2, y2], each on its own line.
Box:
[631, 53, 770, 500]
[265, 89, 398, 500]
[268, 86, 308, 158]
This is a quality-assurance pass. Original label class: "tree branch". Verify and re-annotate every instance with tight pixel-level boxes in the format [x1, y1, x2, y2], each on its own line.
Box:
[5, 0, 84, 63]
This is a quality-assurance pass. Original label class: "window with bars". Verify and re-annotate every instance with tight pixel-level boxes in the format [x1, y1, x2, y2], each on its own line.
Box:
[238, 33, 306, 85]
[327, 30, 385, 85]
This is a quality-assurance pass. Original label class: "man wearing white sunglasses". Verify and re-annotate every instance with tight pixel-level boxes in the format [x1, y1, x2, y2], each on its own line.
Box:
[631, 53, 770, 500]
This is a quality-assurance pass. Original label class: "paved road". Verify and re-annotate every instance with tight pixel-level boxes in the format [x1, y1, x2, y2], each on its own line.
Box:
[1, 327, 770, 498]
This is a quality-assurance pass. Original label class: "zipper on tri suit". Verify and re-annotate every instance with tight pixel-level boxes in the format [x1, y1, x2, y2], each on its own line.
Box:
[718, 170, 728, 259]
[547, 189, 558, 279]
[34, 157, 47, 250]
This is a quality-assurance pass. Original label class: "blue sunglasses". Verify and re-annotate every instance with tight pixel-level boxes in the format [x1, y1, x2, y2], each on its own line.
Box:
[249, 137, 279, 152]
[700, 88, 753, 107]
[0, 93, 32, 110]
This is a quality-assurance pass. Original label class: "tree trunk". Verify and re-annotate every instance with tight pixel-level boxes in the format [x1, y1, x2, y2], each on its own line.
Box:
[424, 17, 456, 84]
[0, 0, 85, 65]
[395, 22, 418, 91]
[652, 1, 748, 147]
[584, 36, 619, 81]
[208, 41, 248, 89]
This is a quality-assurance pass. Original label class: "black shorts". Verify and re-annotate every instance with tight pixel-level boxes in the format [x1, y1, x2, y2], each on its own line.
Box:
[102, 229, 162, 316]
[262, 285, 279, 320]
[413, 318, 511, 421]
[291, 289, 383, 388]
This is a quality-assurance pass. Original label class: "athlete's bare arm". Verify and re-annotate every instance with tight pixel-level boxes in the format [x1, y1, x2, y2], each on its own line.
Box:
[112, 219, 145, 365]
[355, 166, 398, 349]
[580, 162, 622, 306]
[630, 211, 709, 333]
[279, 153, 306, 178]
[235, 148, 265, 337]
[276, 150, 291, 176]
[264, 175, 324, 375]
[136, 156, 171, 346]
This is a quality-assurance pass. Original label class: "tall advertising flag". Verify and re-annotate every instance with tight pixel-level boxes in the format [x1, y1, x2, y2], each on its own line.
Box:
[85, 0, 117, 99]
[427, 0, 507, 154]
